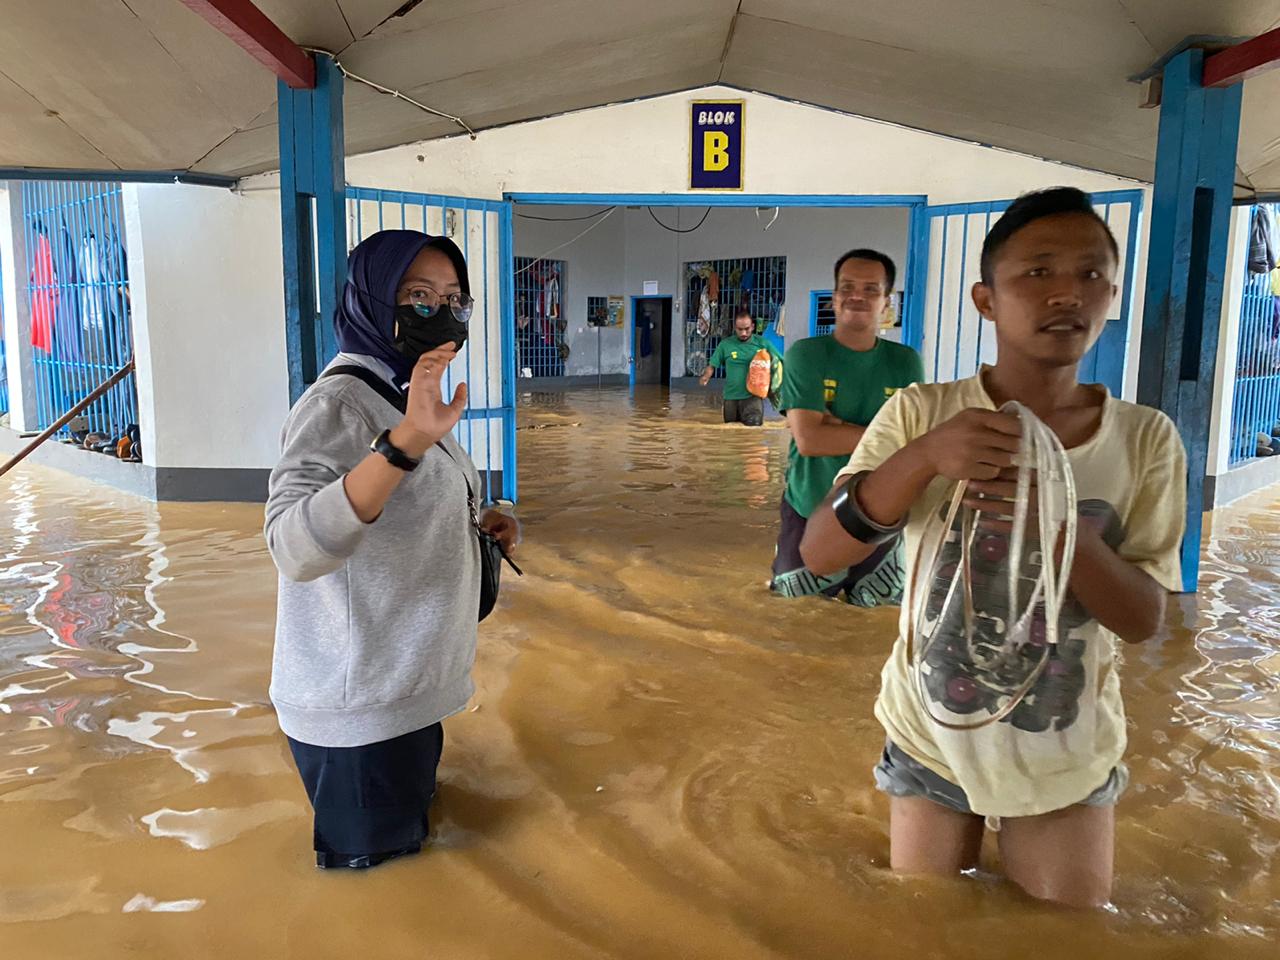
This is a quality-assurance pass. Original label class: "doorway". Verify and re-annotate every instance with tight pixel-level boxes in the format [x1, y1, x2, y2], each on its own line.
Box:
[633, 296, 673, 387]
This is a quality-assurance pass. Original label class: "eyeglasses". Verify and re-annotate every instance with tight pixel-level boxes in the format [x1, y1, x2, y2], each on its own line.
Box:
[402, 284, 474, 323]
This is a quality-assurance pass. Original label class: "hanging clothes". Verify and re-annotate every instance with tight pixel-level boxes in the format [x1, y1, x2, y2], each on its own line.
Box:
[1249, 205, 1277, 274]
[707, 269, 720, 304]
[546, 267, 560, 320]
[79, 233, 109, 336]
[30, 231, 57, 353]
[52, 221, 83, 363]
[697, 290, 711, 337]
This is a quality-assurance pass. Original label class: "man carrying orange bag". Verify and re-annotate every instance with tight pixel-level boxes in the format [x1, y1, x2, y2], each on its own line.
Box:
[699, 306, 782, 426]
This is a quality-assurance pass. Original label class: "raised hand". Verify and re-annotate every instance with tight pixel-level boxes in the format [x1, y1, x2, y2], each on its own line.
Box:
[389, 344, 468, 458]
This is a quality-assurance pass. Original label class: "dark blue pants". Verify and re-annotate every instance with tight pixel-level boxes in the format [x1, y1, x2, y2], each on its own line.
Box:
[287, 722, 444, 868]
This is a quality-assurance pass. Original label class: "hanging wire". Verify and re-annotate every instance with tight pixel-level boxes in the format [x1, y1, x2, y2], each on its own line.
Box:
[303, 47, 477, 139]
[755, 206, 780, 231]
[518, 207, 616, 222]
[514, 207, 617, 276]
[647, 206, 711, 234]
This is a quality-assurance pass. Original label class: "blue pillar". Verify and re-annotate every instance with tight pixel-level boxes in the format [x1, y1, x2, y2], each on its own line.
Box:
[903, 201, 930, 355]
[278, 55, 346, 403]
[1136, 48, 1243, 593]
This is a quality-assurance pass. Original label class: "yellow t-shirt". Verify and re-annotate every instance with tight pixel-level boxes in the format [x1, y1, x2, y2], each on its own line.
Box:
[837, 373, 1186, 817]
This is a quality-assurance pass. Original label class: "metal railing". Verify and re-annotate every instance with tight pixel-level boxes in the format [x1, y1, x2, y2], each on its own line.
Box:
[919, 190, 1143, 394]
[346, 186, 517, 502]
[513, 256, 567, 377]
[20, 179, 137, 438]
[1229, 207, 1280, 465]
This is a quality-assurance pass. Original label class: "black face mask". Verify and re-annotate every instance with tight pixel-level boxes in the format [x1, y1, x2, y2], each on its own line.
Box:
[393, 303, 468, 362]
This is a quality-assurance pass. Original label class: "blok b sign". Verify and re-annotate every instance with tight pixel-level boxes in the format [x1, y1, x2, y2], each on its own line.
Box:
[690, 100, 744, 190]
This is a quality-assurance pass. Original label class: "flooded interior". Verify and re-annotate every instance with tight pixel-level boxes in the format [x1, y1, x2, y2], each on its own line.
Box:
[1, 385, 1278, 959]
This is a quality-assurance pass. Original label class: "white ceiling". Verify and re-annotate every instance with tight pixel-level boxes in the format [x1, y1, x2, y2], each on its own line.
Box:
[1, 0, 1277, 194]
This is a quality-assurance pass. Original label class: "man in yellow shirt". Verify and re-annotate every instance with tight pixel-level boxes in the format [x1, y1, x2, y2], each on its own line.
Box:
[800, 187, 1186, 909]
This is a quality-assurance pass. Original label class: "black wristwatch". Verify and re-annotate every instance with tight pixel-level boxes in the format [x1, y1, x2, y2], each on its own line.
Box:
[831, 471, 905, 544]
[370, 429, 420, 472]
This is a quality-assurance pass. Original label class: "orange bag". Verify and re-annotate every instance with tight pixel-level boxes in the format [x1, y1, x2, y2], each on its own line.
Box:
[747, 349, 772, 399]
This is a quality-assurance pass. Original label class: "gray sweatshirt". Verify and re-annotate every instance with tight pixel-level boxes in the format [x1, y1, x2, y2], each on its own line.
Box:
[264, 352, 481, 748]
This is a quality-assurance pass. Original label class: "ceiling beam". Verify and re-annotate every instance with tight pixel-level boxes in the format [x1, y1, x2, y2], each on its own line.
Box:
[1203, 25, 1280, 87]
[179, 0, 315, 89]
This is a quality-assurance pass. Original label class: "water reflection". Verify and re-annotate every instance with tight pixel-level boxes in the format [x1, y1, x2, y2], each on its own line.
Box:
[0, 386, 1277, 958]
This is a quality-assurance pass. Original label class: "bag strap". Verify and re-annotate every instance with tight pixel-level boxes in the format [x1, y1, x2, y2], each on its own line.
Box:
[429, 431, 479, 519]
[319, 364, 407, 414]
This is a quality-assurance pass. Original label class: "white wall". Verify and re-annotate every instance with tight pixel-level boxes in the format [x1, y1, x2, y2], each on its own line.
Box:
[1207, 208, 1251, 478]
[0, 185, 36, 431]
[513, 205, 627, 376]
[124, 183, 288, 470]
[337, 86, 1145, 204]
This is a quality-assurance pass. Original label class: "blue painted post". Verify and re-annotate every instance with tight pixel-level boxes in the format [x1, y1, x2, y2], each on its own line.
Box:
[278, 55, 346, 403]
[904, 202, 929, 355]
[1136, 48, 1243, 592]
[499, 203, 519, 503]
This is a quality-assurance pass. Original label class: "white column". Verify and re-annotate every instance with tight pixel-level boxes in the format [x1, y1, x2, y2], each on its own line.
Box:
[120, 184, 159, 466]
[0, 183, 38, 432]
[122, 182, 289, 472]
[1206, 207, 1250, 479]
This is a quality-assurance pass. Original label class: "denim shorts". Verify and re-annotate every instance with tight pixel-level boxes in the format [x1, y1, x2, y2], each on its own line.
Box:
[873, 740, 1128, 817]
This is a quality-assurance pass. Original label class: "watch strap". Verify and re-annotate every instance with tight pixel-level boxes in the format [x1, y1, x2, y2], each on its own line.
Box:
[371, 428, 420, 472]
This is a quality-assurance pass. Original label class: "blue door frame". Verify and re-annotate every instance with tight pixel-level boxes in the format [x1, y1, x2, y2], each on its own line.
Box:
[628, 295, 674, 390]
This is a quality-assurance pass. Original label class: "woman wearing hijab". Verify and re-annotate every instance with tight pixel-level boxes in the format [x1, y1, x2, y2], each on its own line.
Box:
[265, 229, 520, 870]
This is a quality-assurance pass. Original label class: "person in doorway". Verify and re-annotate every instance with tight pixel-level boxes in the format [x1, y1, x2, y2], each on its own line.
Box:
[264, 229, 520, 870]
[800, 188, 1186, 907]
[771, 249, 923, 604]
[699, 306, 782, 425]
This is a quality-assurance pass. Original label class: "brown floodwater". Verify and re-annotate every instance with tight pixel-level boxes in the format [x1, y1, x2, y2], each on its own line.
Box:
[1, 385, 1278, 959]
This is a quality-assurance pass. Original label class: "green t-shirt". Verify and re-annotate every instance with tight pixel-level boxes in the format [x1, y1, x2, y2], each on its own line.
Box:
[709, 335, 782, 401]
[779, 336, 925, 517]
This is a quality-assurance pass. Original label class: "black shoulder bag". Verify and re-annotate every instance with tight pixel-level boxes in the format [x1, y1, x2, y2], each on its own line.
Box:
[320, 365, 522, 622]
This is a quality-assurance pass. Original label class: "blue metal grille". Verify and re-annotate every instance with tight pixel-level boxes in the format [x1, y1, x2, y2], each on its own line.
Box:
[917, 190, 1142, 396]
[684, 256, 786, 377]
[810, 289, 910, 339]
[811, 290, 836, 336]
[513, 256, 566, 378]
[1229, 206, 1280, 465]
[20, 180, 137, 439]
[346, 187, 517, 502]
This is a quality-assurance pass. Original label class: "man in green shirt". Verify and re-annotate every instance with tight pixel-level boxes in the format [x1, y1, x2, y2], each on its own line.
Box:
[772, 249, 924, 605]
[699, 307, 783, 425]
